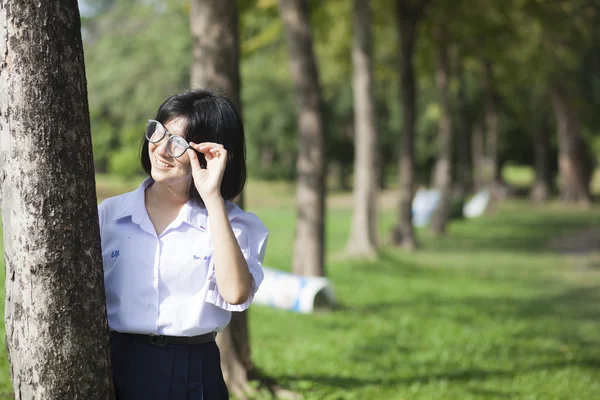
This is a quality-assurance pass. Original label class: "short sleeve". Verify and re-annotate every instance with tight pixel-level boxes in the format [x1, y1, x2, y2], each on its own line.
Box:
[206, 209, 269, 312]
[98, 203, 105, 236]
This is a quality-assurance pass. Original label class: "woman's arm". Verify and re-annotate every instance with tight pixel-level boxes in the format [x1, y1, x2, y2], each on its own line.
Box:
[187, 142, 252, 305]
[204, 196, 252, 305]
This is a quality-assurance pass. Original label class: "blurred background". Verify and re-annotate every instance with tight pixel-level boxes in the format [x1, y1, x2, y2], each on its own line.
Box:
[3, 0, 600, 399]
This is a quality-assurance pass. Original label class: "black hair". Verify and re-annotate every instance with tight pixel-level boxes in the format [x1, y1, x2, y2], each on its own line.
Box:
[140, 89, 246, 205]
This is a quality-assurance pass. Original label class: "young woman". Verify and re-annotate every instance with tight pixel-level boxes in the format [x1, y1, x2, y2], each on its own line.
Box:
[98, 89, 268, 399]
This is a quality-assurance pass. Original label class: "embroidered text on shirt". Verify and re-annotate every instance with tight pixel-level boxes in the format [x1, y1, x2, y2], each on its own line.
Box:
[111, 250, 120, 259]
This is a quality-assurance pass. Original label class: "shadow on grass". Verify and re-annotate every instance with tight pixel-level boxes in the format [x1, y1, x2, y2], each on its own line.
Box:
[421, 209, 600, 255]
[276, 359, 586, 391]
[295, 285, 600, 394]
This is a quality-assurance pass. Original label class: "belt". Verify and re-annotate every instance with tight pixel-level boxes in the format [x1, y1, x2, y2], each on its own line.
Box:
[118, 331, 216, 347]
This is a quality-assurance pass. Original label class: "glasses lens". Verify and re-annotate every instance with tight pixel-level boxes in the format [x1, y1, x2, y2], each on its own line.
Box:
[145, 121, 165, 143]
[167, 136, 189, 158]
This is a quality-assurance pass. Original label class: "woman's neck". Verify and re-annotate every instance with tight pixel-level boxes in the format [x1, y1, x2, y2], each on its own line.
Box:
[145, 181, 189, 209]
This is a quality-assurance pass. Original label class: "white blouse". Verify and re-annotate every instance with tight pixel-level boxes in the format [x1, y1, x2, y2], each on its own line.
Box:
[98, 178, 268, 336]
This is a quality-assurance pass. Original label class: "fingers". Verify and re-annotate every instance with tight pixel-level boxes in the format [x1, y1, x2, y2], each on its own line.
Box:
[189, 142, 227, 161]
[187, 148, 203, 172]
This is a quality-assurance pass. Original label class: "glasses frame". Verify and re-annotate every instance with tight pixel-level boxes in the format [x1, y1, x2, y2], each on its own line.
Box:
[145, 119, 191, 158]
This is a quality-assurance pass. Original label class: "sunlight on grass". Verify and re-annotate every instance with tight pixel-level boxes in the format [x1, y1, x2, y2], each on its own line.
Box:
[502, 164, 534, 188]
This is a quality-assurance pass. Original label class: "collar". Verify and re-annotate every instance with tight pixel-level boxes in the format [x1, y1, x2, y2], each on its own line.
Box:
[113, 177, 208, 231]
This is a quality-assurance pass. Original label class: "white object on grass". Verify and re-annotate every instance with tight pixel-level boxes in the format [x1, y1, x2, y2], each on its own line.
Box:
[253, 267, 336, 313]
[412, 188, 440, 227]
[463, 189, 491, 218]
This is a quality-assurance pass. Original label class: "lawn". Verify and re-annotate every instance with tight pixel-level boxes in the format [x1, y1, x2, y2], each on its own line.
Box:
[1, 178, 600, 399]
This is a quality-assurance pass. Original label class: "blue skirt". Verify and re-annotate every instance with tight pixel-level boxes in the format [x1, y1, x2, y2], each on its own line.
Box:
[110, 332, 229, 399]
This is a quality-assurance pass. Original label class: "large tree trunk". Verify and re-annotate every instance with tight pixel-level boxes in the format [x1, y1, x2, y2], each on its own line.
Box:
[190, 0, 245, 208]
[455, 57, 472, 198]
[279, 0, 326, 276]
[550, 83, 592, 205]
[430, 25, 453, 235]
[482, 61, 499, 188]
[530, 122, 551, 203]
[392, 1, 426, 250]
[190, 1, 256, 397]
[346, 0, 378, 257]
[0, 1, 114, 399]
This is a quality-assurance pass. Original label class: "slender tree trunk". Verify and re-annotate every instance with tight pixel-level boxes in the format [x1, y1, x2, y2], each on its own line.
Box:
[482, 61, 499, 188]
[190, 2, 256, 396]
[0, 1, 114, 398]
[531, 123, 551, 203]
[392, 2, 424, 250]
[455, 57, 471, 197]
[430, 26, 453, 235]
[279, 0, 326, 276]
[550, 83, 592, 205]
[346, 0, 378, 257]
[471, 120, 485, 192]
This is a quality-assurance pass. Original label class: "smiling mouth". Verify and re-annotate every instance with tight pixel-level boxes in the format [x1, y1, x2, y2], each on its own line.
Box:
[155, 157, 173, 168]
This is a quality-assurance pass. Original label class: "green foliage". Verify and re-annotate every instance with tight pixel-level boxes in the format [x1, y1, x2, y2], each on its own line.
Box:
[81, 0, 599, 186]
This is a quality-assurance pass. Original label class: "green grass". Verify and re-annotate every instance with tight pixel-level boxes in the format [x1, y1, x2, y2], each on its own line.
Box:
[2, 178, 600, 399]
[249, 197, 600, 399]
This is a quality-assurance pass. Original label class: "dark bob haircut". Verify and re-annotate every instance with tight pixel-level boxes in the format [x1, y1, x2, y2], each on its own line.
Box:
[140, 89, 246, 205]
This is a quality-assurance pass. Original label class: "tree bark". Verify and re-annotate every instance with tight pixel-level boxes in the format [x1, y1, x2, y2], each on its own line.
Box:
[190, 0, 245, 208]
[430, 25, 453, 235]
[190, 2, 256, 397]
[0, 1, 114, 399]
[471, 120, 485, 192]
[346, 0, 378, 257]
[455, 57, 472, 197]
[482, 61, 499, 188]
[279, 0, 326, 276]
[530, 123, 551, 203]
[392, 1, 427, 250]
[550, 83, 592, 205]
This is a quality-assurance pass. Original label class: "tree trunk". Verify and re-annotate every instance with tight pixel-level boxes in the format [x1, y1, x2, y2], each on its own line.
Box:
[0, 1, 114, 399]
[391, 1, 424, 250]
[191, 0, 245, 208]
[346, 0, 378, 257]
[430, 25, 453, 235]
[471, 120, 485, 192]
[279, 0, 326, 276]
[530, 123, 551, 203]
[550, 83, 592, 205]
[455, 57, 472, 198]
[482, 61, 499, 188]
[190, 1, 255, 397]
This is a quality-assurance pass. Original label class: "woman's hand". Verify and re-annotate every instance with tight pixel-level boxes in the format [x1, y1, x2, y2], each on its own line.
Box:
[187, 142, 227, 201]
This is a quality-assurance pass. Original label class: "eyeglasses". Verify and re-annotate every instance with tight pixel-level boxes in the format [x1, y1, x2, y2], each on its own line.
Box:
[145, 119, 190, 158]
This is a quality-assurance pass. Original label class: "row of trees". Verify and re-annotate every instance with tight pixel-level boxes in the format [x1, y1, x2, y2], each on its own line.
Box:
[1, 0, 599, 398]
[84, 1, 600, 396]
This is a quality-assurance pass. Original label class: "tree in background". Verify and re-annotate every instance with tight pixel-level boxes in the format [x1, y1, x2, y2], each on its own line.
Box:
[482, 61, 501, 189]
[429, 24, 453, 234]
[521, 0, 595, 205]
[391, 0, 430, 249]
[189, 0, 258, 396]
[0, 0, 114, 398]
[279, 0, 327, 276]
[346, 0, 379, 257]
[551, 82, 592, 205]
[454, 56, 473, 198]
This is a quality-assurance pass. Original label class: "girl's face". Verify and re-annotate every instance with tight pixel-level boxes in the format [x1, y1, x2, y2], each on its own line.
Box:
[148, 117, 192, 191]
